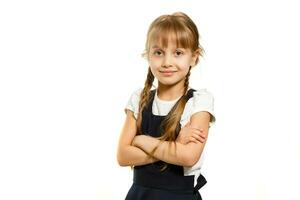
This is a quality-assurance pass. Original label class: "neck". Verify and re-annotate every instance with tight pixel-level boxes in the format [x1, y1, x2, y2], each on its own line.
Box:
[157, 81, 187, 101]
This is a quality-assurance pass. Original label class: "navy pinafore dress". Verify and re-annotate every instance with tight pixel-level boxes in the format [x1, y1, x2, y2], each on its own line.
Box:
[125, 88, 207, 200]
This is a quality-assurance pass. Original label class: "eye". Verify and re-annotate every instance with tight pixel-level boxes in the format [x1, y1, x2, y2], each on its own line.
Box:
[175, 50, 183, 56]
[153, 50, 163, 56]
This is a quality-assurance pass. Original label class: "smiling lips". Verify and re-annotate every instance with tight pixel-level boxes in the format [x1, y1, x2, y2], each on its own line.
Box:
[160, 70, 177, 76]
[161, 71, 176, 76]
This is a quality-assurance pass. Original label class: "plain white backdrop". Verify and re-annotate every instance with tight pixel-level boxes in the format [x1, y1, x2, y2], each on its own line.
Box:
[0, 0, 299, 199]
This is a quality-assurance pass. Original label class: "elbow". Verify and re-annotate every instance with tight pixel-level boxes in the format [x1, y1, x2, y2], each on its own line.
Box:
[117, 147, 131, 167]
[181, 153, 199, 167]
[117, 152, 127, 167]
[116, 154, 124, 166]
[117, 158, 128, 167]
[179, 143, 205, 167]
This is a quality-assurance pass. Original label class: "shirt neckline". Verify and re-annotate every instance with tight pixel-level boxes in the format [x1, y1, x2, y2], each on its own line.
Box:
[154, 90, 181, 104]
[154, 87, 191, 104]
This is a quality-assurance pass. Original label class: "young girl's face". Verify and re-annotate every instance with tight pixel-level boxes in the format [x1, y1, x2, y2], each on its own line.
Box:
[148, 42, 199, 86]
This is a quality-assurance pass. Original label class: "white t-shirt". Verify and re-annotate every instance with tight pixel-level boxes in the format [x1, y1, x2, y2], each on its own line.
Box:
[124, 87, 216, 186]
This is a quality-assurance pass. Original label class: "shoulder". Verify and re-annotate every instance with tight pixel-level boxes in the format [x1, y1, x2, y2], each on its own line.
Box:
[124, 87, 143, 119]
[192, 88, 215, 125]
[182, 88, 216, 126]
[128, 87, 157, 103]
[191, 88, 215, 105]
[129, 87, 143, 101]
[191, 88, 214, 97]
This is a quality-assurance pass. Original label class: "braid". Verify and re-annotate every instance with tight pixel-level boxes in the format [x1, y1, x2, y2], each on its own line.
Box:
[149, 66, 192, 171]
[136, 67, 155, 135]
[159, 66, 192, 140]
[184, 66, 191, 95]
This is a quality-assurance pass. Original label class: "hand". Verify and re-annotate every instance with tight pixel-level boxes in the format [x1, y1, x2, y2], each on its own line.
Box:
[176, 122, 206, 144]
[132, 135, 143, 147]
[132, 135, 159, 163]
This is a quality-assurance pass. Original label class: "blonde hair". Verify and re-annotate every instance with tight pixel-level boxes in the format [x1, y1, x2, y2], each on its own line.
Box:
[136, 12, 205, 170]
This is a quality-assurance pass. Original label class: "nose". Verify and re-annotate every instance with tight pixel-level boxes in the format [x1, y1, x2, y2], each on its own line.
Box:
[162, 53, 173, 68]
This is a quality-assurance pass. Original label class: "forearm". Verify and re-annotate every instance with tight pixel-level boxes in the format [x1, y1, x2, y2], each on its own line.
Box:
[133, 135, 198, 167]
[117, 145, 158, 167]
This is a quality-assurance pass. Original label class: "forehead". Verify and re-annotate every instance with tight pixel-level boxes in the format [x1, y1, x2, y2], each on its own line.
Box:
[148, 29, 192, 50]
[150, 38, 188, 51]
[150, 43, 183, 50]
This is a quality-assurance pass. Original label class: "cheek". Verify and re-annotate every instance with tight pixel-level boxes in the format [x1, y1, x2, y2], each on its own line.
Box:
[148, 58, 161, 68]
[148, 61, 160, 74]
[177, 59, 192, 69]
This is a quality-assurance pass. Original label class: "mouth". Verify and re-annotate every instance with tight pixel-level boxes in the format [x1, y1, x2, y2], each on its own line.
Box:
[160, 71, 177, 76]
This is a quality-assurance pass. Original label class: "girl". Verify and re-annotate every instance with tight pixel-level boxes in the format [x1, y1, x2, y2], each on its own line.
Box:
[117, 12, 216, 200]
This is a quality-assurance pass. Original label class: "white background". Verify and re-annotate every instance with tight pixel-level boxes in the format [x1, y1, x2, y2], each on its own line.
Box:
[1, 0, 299, 199]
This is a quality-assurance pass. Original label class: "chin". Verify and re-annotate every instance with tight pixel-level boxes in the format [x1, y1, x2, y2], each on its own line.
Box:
[158, 79, 182, 86]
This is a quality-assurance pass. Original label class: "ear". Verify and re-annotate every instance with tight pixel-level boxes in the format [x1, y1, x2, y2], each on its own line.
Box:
[191, 48, 201, 67]
[141, 50, 150, 61]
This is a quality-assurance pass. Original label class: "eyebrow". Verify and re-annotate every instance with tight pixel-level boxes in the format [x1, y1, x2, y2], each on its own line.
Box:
[151, 45, 162, 49]
[151, 45, 186, 50]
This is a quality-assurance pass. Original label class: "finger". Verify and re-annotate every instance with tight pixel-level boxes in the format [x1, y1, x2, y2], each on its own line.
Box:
[192, 133, 202, 141]
[192, 128, 205, 136]
[200, 133, 206, 139]
[191, 129, 202, 136]
[196, 134, 206, 143]
[192, 133, 205, 143]
[189, 137, 198, 143]
[188, 127, 203, 133]
[199, 130, 206, 138]
[191, 130, 206, 140]
[197, 132, 206, 140]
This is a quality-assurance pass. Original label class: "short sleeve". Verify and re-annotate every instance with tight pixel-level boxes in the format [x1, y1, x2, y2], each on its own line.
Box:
[191, 89, 216, 126]
[124, 88, 143, 119]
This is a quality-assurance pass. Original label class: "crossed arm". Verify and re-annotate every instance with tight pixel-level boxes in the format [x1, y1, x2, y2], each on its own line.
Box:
[117, 109, 211, 167]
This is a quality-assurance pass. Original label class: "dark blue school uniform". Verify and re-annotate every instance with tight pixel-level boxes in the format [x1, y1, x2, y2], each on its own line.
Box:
[125, 88, 207, 200]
